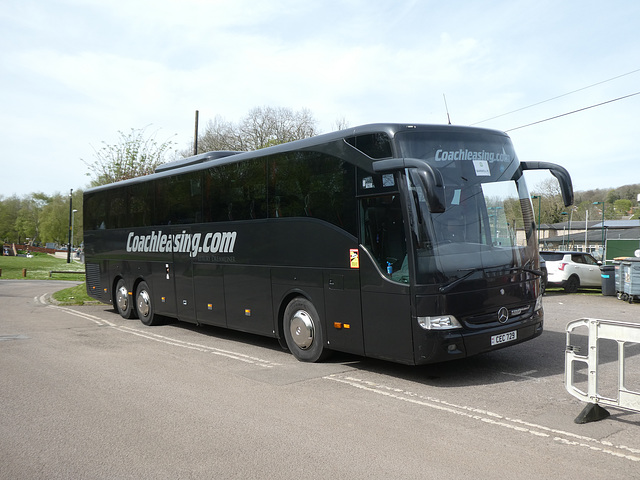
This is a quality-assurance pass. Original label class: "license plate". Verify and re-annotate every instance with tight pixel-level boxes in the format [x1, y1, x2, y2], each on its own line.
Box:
[491, 330, 517, 346]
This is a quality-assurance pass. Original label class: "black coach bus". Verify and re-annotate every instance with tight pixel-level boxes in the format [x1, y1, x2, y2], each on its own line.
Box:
[83, 123, 573, 365]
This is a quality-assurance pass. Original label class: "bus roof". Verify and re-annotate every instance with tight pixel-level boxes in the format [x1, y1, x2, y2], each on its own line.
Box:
[85, 123, 509, 194]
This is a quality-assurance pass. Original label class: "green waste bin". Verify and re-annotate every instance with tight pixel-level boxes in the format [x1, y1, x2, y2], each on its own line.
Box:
[601, 264, 616, 296]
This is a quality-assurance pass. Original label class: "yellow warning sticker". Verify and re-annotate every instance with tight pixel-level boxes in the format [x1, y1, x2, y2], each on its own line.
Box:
[350, 249, 359, 269]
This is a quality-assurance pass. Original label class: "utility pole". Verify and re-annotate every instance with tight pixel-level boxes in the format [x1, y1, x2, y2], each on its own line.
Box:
[67, 189, 73, 263]
[193, 110, 199, 155]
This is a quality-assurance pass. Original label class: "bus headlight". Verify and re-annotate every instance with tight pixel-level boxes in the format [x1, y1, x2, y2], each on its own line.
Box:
[417, 315, 462, 330]
[535, 295, 543, 312]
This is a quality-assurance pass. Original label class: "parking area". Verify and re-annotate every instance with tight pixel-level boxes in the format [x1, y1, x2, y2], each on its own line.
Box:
[2, 281, 639, 478]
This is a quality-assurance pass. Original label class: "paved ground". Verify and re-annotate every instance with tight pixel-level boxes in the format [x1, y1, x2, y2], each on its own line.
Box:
[1, 281, 639, 479]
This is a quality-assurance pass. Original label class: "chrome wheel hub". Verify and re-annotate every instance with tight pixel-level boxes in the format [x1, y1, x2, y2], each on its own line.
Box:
[116, 286, 128, 311]
[290, 310, 314, 350]
[137, 290, 151, 318]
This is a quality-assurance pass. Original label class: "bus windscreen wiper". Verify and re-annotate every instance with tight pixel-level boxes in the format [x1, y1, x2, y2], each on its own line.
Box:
[439, 262, 539, 294]
[439, 267, 484, 294]
[509, 259, 543, 277]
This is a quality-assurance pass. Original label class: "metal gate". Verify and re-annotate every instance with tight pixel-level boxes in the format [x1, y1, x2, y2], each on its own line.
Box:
[565, 318, 640, 422]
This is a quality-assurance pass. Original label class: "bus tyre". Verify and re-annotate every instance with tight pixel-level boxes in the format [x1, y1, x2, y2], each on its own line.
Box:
[115, 278, 136, 319]
[283, 297, 329, 363]
[135, 281, 157, 326]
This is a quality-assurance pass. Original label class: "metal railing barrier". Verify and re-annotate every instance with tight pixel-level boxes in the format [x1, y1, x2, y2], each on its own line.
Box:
[565, 318, 640, 423]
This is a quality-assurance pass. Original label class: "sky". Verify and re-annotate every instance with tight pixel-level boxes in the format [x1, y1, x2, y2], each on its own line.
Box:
[1, 0, 639, 198]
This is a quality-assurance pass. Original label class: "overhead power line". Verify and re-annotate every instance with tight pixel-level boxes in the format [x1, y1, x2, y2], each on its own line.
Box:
[504, 91, 640, 132]
[471, 68, 640, 126]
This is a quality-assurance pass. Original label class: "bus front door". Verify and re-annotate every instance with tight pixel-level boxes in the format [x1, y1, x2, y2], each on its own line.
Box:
[359, 195, 413, 364]
[324, 268, 364, 356]
[359, 250, 413, 364]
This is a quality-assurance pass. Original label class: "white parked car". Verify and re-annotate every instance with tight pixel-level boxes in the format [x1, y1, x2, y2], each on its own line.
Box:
[540, 251, 602, 293]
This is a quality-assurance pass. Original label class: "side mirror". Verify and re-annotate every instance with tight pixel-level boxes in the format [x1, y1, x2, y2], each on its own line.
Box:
[414, 167, 446, 213]
[372, 158, 446, 213]
[520, 161, 574, 207]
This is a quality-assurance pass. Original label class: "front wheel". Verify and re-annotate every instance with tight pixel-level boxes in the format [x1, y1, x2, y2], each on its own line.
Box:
[115, 278, 136, 319]
[135, 281, 159, 326]
[564, 275, 580, 293]
[283, 297, 329, 362]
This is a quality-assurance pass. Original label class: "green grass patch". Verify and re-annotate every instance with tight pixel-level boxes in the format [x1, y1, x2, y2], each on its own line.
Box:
[545, 287, 603, 296]
[0, 254, 85, 281]
[51, 282, 99, 305]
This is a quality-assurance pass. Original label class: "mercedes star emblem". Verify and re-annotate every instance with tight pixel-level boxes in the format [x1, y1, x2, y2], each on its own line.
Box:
[497, 307, 509, 324]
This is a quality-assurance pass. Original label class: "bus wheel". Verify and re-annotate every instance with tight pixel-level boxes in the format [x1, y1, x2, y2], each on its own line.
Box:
[115, 278, 136, 319]
[135, 281, 157, 326]
[283, 297, 329, 363]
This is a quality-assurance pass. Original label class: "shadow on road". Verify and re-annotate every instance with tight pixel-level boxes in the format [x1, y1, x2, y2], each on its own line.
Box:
[93, 300, 640, 390]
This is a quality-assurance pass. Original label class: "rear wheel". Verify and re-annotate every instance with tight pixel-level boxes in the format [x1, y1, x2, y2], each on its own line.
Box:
[115, 278, 136, 319]
[564, 275, 580, 293]
[135, 281, 158, 326]
[283, 297, 329, 362]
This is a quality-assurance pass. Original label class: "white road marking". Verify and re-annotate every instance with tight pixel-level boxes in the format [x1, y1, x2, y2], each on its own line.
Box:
[47, 305, 280, 368]
[500, 370, 540, 380]
[48, 301, 640, 463]
[325, 374, 640, 463]
[116, 325, 281, 367]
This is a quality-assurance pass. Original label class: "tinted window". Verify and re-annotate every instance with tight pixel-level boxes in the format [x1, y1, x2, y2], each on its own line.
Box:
[204, 159, 267, 222]
[87, 151, 357, 236]
[346, 133, 393, 159]
[270, 151, 357, 236]
[156, 172, 202, 225]
[357, 169, 397, 196]
[571, 254, 585, 264]
[360, 194, 407, 281]
[84, 191, 107, 230]
[541, 252, 563, 261]
[129, 182, 153, 227]
[108, 189, 127, 229]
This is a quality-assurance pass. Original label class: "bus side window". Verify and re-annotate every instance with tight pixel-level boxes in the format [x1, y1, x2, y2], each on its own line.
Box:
[360, 195, 406, 274]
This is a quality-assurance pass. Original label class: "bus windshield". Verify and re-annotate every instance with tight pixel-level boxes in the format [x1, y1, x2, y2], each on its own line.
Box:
[397, 130, 536, 286]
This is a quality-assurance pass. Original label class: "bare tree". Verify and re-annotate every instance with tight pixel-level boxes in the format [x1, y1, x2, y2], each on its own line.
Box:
[196, 106, 319, 154]
[84, 127, 177, 187]
[531, 178, 568, 224]
[198, 116, 245, 152]
[333, 116, 350, 131]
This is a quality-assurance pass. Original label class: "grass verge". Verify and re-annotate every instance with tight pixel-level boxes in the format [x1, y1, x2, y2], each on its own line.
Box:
[0, 253, 85, 281]
[51, 282, 99, 305]
[1, 253, 96, 305]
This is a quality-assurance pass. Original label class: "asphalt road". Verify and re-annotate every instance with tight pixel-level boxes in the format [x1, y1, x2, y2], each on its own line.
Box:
[1, 280, 639, 479]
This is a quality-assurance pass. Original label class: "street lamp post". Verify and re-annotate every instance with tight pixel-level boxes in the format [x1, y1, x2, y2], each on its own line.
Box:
[561, 211, 568, 248]
[71, 209, 78, 255]
[593, 201, 605, 260]
[67, 189, 73, 264]
[568, 207, 574, 250]
[531, 195, 541, 247]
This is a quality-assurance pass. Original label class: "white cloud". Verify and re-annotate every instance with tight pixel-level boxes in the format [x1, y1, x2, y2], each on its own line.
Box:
[1, 0, 639, 197]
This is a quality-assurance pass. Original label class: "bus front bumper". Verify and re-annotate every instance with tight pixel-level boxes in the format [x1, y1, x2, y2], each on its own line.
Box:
[413, 309, 544, 365]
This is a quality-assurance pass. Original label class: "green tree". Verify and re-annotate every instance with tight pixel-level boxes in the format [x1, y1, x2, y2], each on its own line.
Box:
[39, 194, 69, 245]
[531, 178, 566, 224]
[15, 198, 40, 244]
[0, 195, 21, 243]
[84, 127, 177, 187]
[613, 199, 633, 217]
